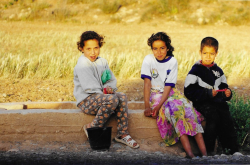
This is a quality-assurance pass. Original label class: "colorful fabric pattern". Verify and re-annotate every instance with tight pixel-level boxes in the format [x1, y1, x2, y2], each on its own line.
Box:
[150, 88, 204, 146]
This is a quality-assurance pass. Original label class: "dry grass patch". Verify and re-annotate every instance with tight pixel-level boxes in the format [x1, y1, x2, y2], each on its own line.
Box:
[0, 21, 250, 81]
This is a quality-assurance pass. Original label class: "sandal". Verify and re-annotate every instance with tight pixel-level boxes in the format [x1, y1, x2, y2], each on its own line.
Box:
[83, 124, 89, 139]
[115, 135, 139, 149]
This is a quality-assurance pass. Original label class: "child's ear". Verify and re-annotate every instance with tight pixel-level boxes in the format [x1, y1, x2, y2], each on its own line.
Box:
[79, 47, 83, 52]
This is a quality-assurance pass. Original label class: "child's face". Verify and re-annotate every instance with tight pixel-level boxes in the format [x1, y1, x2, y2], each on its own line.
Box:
[81, 39, 100, 62]
[152, 40, 169, 61]
[200, 46, 217, 65]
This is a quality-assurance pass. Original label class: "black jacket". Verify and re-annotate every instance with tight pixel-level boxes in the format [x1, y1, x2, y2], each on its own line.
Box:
[184, 61, 232, 107]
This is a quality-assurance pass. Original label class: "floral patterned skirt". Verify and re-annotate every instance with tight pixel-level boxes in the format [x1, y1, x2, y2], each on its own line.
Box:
[150, 88, 204, 146]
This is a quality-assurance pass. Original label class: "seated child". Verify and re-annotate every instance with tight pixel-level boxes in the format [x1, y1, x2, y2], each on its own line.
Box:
[74, 31, 139, 149]
[184, 37, 239, 155]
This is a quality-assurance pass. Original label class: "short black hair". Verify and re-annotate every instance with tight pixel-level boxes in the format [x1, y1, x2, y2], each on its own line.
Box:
[77, 31, 105, 52]
[147, 32, 174, 57]
[200, 37, 219, 52]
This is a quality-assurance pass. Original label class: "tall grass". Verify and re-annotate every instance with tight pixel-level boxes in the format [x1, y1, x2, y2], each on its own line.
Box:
[0, 21, 250, 81]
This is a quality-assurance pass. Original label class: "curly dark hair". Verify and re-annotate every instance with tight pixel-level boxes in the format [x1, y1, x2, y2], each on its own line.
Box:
[147, 32, 174, 57]
[200, 37, 219, 52]
[77, 31, 105, 52]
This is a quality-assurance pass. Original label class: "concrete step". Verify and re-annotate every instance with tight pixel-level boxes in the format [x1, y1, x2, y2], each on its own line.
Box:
[0, 101, 201, 156]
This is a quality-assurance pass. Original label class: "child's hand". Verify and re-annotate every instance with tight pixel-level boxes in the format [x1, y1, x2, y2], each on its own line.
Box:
[225, 89, 231, 97]
[212, 89, 218, 97]
[104, 86, 114, 94]
[151, 106, 160, 119]
[144, 108, 152, 117]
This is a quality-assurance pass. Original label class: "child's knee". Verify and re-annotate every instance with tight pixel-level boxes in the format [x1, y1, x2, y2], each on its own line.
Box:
[102, 94, 119, 108]
[110, 95, 119, 108]
[115, 92, 127, 101]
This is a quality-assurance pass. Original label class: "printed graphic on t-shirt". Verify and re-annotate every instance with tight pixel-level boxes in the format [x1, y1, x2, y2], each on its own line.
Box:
[165, 69, 171, 82]
[212, 70, 220, 78]
[152, 68, 159, 79]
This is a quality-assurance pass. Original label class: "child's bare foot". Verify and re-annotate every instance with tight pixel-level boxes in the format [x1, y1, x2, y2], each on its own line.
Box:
[185, 151, 195, 159]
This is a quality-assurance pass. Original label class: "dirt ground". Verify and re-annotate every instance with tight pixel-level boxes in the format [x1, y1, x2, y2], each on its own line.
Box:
[0, 78, 250, 103]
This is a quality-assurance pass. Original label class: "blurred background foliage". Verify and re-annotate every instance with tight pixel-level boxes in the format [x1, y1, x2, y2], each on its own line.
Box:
[0, 0, 250, 26]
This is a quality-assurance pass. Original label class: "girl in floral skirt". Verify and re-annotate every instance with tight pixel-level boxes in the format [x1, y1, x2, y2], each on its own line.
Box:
[140, 32, 207, 158]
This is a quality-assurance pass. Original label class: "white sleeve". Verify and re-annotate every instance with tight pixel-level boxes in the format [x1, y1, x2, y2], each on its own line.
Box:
[140, 55, 151, 80]
[164, 59, 178, 87]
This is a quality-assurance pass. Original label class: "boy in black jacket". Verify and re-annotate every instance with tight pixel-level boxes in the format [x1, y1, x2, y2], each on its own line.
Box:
[184, 37, 239, 155]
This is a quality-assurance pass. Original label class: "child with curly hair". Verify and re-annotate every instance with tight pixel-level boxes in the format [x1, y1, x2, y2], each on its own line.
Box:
[74, 31, 139, 149]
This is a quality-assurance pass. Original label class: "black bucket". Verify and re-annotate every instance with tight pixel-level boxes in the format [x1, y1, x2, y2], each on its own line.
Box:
[87, 127, 112, 150]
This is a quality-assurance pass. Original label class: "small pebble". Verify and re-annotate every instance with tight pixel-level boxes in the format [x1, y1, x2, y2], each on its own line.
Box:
[112, 144, 122, 149]
[233, 152, 243, 156]
[7, 149, 19, 152]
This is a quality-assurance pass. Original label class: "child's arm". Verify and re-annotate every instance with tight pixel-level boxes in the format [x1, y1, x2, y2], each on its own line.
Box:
[102, 60, 117, 91]
[151, 59, 178, 118]
[141, 55, 153, 117]
[184, 74, 214, 102]
[144, 78, 151, 109]
[215, 74, 232, 101]
[144, 78, 152, 117]
[151, 86, 172, 118]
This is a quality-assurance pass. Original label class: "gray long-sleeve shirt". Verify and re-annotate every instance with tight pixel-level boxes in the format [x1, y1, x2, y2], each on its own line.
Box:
[73, 54, 117, 105]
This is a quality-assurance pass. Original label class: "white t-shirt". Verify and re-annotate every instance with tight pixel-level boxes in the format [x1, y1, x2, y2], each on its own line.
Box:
[141, 54, 178, 92]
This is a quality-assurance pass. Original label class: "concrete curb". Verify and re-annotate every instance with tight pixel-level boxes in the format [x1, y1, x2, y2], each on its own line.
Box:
[0, 101, 200, 155]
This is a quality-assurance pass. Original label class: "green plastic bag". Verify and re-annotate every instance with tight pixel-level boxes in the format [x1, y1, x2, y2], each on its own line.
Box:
[101, 69, 112, 84]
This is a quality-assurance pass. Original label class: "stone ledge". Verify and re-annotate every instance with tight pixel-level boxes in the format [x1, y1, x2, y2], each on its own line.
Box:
[0, 109, 160, 142]
[0, 102, 200, 155]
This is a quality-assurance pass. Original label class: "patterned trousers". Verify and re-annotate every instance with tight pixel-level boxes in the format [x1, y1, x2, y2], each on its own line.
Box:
[78, 92, 129, 136]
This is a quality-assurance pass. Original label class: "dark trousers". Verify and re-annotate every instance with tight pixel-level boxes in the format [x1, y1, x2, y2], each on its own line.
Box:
[194, 101, 238, 154]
